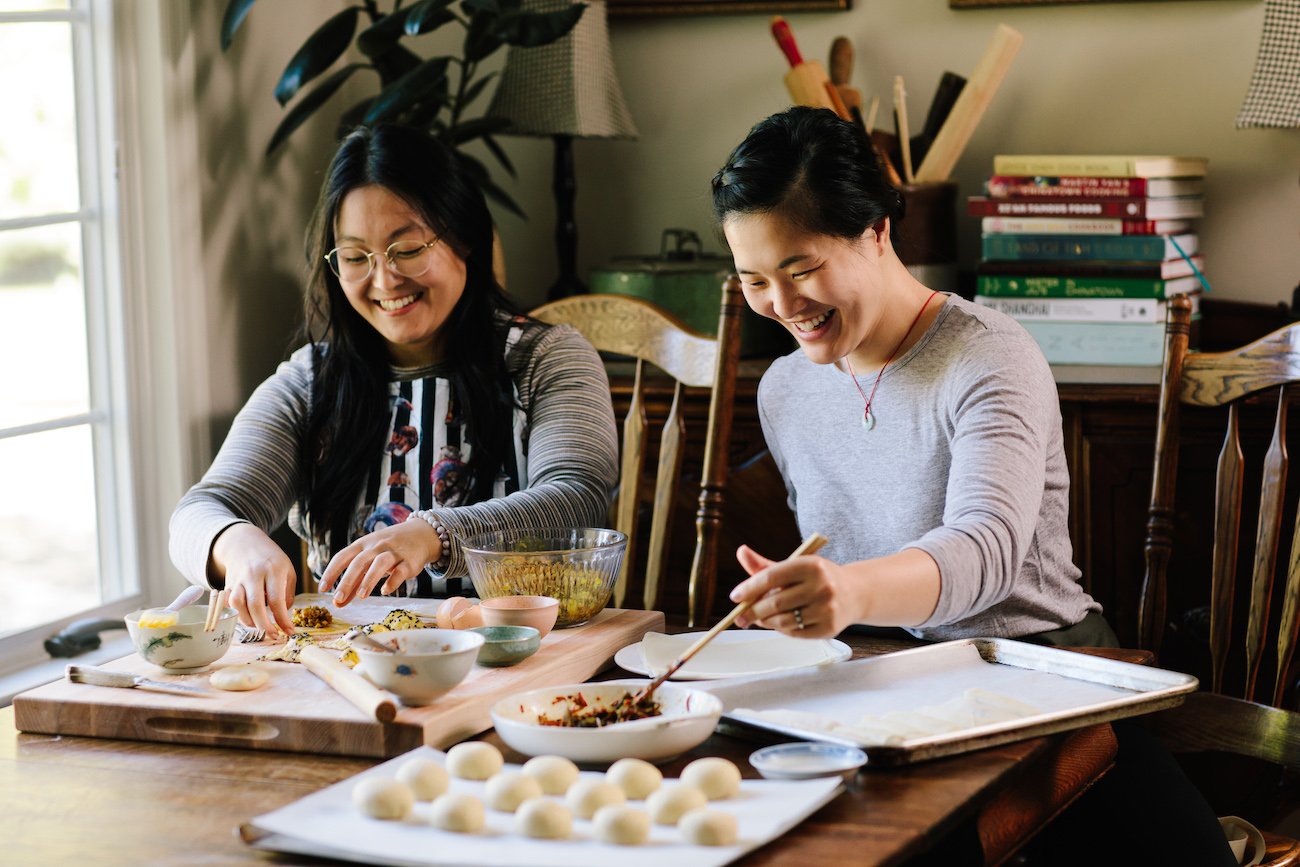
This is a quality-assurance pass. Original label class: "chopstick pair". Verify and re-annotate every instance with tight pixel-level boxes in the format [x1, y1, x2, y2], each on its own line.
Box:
[203, 589, 228, 632]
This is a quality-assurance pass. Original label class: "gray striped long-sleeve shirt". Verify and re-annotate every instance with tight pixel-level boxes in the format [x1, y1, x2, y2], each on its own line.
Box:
[169, 321, 619, 589]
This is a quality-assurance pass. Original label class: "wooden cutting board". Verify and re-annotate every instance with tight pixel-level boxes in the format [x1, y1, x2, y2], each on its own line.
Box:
[13, 606, 664, 758]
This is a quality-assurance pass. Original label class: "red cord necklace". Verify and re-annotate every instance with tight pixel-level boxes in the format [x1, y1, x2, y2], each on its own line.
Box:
[845, 290, 939, 431]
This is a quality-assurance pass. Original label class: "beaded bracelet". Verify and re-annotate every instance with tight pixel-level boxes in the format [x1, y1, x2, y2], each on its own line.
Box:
[415, 512, 451, 572]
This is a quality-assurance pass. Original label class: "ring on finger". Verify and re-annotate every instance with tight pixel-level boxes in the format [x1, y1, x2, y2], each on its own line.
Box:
[793, 607, 805, 630]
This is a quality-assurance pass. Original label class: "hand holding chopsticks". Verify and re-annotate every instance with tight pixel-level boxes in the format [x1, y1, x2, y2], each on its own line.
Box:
[629, 533, 828, 707]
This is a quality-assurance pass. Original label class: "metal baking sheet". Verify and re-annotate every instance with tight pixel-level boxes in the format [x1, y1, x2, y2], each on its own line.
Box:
[698, 638, 1198, 767]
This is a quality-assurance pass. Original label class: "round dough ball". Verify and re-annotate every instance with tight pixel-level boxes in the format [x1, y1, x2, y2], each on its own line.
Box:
[646, 784, 707, 825]
[522, 755, 580, 795]
[395, 758, 449, 801]
[446, 742, 503, 780]
[516, 798, 572, 840]
[680, 757, 741, 800]
[209, 666, 268, 691]
[593, 805, 651, 846]
[429, 792, 485, 833]
[565, 778, 626, 819]
[606, 757, 662, 800]
[679, 809, 738, 846]
[485, 771, 543, 812]
[352, 777, 414, 821]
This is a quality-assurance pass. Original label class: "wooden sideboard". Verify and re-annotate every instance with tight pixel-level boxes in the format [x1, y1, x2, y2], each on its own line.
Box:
[606, 297, 1300, 692]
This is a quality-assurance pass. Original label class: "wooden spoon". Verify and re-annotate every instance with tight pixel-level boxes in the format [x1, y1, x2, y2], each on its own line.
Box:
[628, 532, 830, 708]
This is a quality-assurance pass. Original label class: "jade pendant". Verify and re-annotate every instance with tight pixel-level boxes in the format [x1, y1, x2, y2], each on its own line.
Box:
[862, 408, 876, 431]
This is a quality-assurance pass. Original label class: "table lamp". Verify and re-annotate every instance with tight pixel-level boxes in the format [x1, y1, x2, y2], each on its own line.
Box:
[486, 0, 638, 301]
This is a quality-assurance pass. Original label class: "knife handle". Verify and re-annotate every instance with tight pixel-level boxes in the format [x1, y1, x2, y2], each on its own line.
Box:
[771, 17, 803, 68]
[299, 645, 397, 723]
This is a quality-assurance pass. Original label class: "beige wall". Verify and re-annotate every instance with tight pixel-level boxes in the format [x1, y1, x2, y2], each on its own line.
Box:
[188, 0, 1299, 422]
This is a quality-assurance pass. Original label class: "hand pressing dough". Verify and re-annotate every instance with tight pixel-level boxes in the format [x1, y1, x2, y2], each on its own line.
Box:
[605, 757, 662, 799]
[516, 798, 572, 840]
[646, 784, 707, 825]
[485, 771, 543, 812]
[593, 805, 651, 846]
[352, 777, 414, 821]
[446, 742, 503, 780]
[679, 809, 738, 846]
[429, 792, 485, 833]
[396, 758, 449, 801]
[565, 778, 626, 819]
[209, 666, 268, 691]
[522, 755, 580, 795]
[680, 757, 741, 800]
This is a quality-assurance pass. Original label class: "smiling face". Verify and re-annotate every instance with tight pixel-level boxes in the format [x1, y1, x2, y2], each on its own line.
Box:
[724, 211, 890, 368]
[334, 184, 467, 367]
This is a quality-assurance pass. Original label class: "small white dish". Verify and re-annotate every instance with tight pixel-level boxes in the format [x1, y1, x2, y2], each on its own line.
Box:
[749, 742, 867, 781]
[615, 631, 852, 680]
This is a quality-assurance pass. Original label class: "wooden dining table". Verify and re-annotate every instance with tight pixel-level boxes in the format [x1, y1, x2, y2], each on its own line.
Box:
[0, 634, 1145, 866]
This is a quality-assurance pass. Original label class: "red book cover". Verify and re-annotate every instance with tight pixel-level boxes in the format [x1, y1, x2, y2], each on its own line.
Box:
[968, 196, 1203, 220]
[986, 176, 1204, 199]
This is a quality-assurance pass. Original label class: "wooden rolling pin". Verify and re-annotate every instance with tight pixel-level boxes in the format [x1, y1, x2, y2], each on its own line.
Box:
[915, 24, 1024, 183]
[829, 36, 862, 112]
[772, 17, 848, 119]
[299, 644, 397, 723]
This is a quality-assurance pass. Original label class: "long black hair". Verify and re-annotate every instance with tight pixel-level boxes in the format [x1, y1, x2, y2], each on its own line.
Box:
[711, 106, 905, 240]
[298, 124, 521, 554]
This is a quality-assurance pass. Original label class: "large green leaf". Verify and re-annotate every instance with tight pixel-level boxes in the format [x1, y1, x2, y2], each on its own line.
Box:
[480, 134, 516, 179]
[363, 57, 451, 124]
[463, 9, 504, 63]
[266, 64, 367, 156]
[369, 43, 423, 85]
[461, 0, 500, 14]
[447, 115, 512, 146]
[220, 0, 259, 52]
[356, 9, 411, 57]
[274, 7, 361, 106]
[498, 5, 584, 47]
[458, 70, 496, 110]
[404, 0, 458, 35]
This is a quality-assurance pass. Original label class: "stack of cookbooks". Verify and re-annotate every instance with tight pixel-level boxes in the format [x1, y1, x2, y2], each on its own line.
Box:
[968, 154, 1209, 377]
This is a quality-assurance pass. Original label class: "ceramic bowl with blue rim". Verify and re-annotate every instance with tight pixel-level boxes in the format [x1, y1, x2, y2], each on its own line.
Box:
[353, 628, 483, 706]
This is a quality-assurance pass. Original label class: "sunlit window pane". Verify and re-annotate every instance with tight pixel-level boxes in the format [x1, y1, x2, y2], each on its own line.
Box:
[0, 426, 100, 636]
[0, 222, 89, 428]
[0, 2, 70, 11]
[0, 21, 79, 220]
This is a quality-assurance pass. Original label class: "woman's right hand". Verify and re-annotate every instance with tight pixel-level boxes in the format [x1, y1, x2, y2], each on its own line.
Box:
[208, 523, 298, 639]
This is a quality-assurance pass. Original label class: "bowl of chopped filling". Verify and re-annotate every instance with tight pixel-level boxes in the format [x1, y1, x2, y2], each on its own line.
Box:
[489, 679, 723, 763]
[462, 528, 626, 628]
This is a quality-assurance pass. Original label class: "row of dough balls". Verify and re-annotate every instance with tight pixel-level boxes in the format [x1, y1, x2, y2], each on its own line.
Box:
[352, 744, 742, 846]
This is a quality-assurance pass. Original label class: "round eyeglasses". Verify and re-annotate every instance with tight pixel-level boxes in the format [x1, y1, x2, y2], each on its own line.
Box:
[324, 238, 438, 283]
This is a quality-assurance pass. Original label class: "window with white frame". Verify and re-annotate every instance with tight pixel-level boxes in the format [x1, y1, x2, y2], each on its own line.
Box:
[0, 0, 144, 672]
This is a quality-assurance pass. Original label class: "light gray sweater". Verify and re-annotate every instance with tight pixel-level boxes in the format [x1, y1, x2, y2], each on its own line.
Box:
[758, 294, 1099, 641]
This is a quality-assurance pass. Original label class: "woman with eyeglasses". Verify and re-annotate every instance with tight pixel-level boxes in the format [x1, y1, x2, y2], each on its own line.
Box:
[169, 124, 618, 639]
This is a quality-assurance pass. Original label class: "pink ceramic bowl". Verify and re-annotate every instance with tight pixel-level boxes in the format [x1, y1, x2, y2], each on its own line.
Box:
[478, 595, 560, 638]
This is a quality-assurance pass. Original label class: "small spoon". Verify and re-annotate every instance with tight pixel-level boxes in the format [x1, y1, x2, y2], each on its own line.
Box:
[137, 585, 208, 628]
[344, 627, 396, 654]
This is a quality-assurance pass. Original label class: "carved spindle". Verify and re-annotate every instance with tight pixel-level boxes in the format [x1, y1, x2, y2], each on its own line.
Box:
[1210, 403, 1244, 696]
[1245, 387, 1287, 701]
[644, 383, 685, 611]
[614, 360, 647, 607]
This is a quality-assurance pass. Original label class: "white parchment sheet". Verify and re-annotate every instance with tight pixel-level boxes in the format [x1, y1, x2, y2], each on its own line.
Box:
[702, 640, 1192, 750]
[244, 746, 842, 867]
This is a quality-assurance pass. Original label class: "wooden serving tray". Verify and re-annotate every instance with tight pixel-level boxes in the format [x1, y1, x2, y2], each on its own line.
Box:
[13, 607, 663, 758]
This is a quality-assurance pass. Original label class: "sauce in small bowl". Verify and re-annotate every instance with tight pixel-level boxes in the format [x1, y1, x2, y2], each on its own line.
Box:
[749, 742, 868, 781]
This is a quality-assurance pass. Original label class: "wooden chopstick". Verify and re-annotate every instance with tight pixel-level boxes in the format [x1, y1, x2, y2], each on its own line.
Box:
[203, 589, 227, 632]
[631, 532, 829, 704]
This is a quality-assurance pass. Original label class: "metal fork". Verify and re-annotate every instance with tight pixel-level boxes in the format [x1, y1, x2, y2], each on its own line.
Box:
[235, 623, 266, 643]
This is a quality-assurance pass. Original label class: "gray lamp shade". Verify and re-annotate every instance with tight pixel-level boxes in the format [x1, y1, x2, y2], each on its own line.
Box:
[486, 0, 638, 140]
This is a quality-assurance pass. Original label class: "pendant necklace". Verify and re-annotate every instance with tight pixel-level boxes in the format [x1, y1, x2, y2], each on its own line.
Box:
[845, 290, 939, 431]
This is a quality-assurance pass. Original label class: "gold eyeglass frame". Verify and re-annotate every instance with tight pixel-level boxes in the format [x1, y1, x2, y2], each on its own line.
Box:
[324, 238, 439, 283]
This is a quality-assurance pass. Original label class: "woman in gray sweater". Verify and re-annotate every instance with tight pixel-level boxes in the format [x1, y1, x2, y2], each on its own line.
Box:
[170, 125, 617, 639]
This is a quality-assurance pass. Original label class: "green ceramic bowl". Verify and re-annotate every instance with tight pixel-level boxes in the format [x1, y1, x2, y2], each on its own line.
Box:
[469, 625, 541, 667]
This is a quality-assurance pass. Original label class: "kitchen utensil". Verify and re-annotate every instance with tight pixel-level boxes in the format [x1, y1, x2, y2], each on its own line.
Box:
[893, 75, 914, 183]
[915, 24, 1024, 183]
[349, 629, 483, 708]
[771, 17, 842, 117]
[236, 623, 266, 643]
[298, 644, 398, 722]
[828, 36, 860, 112]
[749, 742, 867, 781]
[136, 585, 207, 630]
[911, 71, 966, 168]
[344, 627, 396, 654]
[125, 603, 237, 671]
[66, 664, 210, 697]
[203, 588, 228, 632]
[628, 532, 828, 708]
[469, 625, 542, 667]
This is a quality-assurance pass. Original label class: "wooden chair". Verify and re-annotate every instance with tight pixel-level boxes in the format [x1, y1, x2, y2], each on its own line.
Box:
[529, 276, 744, 627]
[1139, 292, 1300, 864]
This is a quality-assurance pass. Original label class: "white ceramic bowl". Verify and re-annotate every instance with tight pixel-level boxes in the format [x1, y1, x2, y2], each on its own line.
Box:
[489, 678, 722, 764]
[749, 742, 868, 781]
[353, 628, 484, 706]
[124, 604, 237, 671]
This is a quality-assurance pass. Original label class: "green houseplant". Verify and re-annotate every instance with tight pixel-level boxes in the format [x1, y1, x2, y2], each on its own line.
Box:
[221, 0, 585, 217]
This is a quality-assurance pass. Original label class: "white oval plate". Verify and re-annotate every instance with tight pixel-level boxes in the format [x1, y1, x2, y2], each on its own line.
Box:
[615, 631, 852, 680]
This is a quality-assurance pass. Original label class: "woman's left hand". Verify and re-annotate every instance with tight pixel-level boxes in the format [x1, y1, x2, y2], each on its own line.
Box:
[319, 518, 441, 606]
[728, 544, 863, 638]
